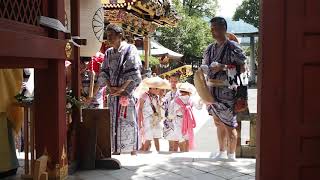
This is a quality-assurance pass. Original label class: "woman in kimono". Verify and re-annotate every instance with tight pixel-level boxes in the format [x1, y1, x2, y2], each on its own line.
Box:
[90, 24, 142, 155]
[201, 17, 246, 161]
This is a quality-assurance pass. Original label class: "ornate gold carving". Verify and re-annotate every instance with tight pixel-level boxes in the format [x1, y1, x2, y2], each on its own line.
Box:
[47, 163, 68, 180]
[61, 146, 67, 162]
[65, 42, 72, 59]
[44, 145, 68, 179]
[60, 164, 68, 179]
[105, 9, 159, 36]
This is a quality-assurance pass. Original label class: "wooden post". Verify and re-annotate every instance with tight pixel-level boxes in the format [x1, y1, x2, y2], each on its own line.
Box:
[249, 36, 255, 83]
[143, 36, 150, 69]
[19, 103, 36, 179]
[23, 107, 29, 175]
[30, 106, 35, 177]
[71, 0, 81, 100]
[35, 60, 67, 179]
[236, 121, 242, 157]
[36, 0, 68, 178]
[80, 109, 121, 170]
[89, 71, 95, 98]
[69, 0, 81, 172]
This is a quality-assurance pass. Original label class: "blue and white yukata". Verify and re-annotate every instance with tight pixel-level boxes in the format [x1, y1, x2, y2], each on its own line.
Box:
[201, 40, 246, 128]
[98, 41, 142, 153]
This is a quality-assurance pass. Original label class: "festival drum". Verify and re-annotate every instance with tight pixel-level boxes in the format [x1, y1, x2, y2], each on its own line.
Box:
[194, 69, 215, 104]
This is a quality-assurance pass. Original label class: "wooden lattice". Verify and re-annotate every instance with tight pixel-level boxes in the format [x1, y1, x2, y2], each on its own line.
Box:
[0, 0, 42, 25]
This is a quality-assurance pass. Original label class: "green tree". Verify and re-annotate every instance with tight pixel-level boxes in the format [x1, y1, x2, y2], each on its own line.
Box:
[140, 55, 160, 67]
[155, 0, 216, 62]
[156, 16, 212, 58]
[182, 0, 218, 17]
[233, 0, 260, 28]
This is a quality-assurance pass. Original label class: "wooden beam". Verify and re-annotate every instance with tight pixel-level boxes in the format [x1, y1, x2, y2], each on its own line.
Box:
[0, 57, 48, 69]
[143, 36, 150, 69]
[0, 30, 67, 60]
[234, 32, 259, 37]
[0, 19, 47, 36]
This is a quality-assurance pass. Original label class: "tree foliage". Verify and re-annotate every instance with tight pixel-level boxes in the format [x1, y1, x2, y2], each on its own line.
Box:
[233, 0, 260, 28]
[155, 0, 216, 62]
[182, 0, 218, 17]
[156, 16, 212, 58]
[140, 55, 160, 67]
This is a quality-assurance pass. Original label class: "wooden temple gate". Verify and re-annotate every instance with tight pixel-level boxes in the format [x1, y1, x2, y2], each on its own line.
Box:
[0, 0, 179, 179]
[0, 0, 69, 179]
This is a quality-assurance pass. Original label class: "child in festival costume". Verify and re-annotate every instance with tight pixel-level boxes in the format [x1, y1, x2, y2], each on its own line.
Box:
[162, 73, 180, 151]
[138, 77, 170, 152]
[168, 82, 203, 152]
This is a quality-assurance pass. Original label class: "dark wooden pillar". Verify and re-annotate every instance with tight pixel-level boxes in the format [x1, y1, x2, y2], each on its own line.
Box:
[35, 0, 68, 179]
[35, 60, 67, 179]
[71, 0, 81, 99]
[68, 0, 81, 173]
[249, 36, 255, 83]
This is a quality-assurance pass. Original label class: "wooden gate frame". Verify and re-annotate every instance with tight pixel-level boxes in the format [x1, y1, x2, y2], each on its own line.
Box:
[0, 0, 70, 179]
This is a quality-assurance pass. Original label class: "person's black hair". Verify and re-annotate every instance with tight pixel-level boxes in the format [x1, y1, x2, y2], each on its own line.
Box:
[210, 17, 227, 30]
[105, 24, 124, 39]
[80, 57, 91, 62]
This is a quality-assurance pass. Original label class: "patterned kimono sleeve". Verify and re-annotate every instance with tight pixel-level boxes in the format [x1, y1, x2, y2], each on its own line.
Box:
[200, 44, 213, 75]
[97, 50, 110, 87]
[229, 41, 246, 65]
[123, 45, 142, 95]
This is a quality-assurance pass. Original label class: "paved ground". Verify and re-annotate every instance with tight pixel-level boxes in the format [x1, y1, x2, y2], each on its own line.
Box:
[10, 154, 256, 180]
[68, 153, 256, 180]
[8, 90, 257, 180]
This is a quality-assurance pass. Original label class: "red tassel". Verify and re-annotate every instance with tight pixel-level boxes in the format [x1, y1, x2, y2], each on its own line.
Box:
[124, 107, 127, 119]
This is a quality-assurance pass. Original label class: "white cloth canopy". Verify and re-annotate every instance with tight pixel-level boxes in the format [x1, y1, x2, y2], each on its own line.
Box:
[138, 40, 183, 60]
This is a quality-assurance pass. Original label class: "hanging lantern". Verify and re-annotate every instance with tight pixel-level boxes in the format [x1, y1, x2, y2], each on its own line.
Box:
[65, 0, 103, 57]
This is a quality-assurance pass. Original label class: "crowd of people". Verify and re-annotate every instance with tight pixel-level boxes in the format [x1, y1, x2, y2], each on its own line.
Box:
[0, 16, 247, 178]
[137, 75, 202, 153]
[86, 16, 247, 162]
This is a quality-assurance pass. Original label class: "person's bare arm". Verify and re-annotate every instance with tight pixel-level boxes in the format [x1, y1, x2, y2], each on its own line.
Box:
[138, 99, 145, 129]
[110, 80, 133, 96]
